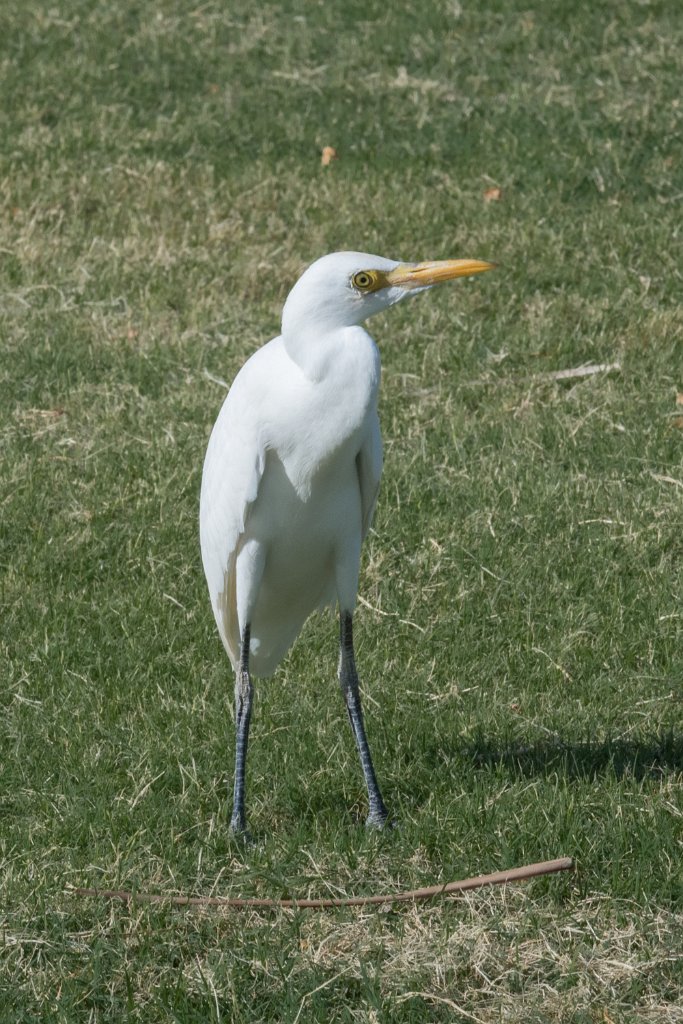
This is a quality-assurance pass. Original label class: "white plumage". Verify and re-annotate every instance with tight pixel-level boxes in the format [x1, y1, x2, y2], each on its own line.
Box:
[199, 250, 493, 833]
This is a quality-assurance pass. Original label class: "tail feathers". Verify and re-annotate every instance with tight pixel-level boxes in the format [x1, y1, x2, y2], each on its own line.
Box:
[216, 555, 240, 672]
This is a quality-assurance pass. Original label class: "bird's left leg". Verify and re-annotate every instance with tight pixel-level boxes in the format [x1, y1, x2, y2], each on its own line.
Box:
[230, 623, 253, 835]
[338, 610, 389, 828]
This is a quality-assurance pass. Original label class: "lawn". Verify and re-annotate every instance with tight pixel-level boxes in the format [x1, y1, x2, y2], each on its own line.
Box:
[1, 0, 682, 1020]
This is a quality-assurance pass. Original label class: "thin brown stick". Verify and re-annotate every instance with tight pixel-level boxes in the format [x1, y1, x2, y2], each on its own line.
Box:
[534, 361, 621, 382]
[72, 856, 573, 911]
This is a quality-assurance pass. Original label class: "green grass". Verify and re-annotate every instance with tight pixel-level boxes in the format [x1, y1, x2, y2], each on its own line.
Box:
[2, 0, 682, 1020]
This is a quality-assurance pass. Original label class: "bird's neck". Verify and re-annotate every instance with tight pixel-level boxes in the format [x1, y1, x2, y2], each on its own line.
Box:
[282, 323, 376, 383]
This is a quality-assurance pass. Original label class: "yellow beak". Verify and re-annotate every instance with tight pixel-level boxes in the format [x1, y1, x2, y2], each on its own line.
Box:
[385, 258, 495, 289]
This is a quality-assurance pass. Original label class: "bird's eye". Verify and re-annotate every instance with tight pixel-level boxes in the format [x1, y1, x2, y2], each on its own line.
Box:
[352, 270, 377, 292]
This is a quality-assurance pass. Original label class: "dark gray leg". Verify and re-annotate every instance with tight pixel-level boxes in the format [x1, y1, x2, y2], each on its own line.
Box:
[338, 611, 389, 828]
[230, 624, 253, 835]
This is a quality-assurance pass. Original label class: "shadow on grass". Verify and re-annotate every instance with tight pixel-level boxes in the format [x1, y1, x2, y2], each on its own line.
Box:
[464, 730, 683, 782]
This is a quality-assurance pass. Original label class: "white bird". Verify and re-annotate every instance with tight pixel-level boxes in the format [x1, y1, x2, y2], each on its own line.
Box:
[200, 250, 494, 834]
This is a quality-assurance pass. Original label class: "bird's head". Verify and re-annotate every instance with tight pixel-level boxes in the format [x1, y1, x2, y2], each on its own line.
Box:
[281, 250, 494, 339]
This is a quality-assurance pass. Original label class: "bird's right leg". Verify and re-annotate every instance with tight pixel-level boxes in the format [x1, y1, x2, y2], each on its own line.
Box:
[230, 539, 265, 836]
[230, 623, 253, 835]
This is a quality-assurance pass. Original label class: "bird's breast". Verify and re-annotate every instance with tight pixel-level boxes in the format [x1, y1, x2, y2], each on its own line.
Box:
[269, 329, 380, 499]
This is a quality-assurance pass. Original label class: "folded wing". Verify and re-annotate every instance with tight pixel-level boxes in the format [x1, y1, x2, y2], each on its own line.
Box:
[200, 367, 266, 669]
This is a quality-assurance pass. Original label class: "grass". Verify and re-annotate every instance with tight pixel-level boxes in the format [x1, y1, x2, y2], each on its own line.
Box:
[1, 0, 682, 1020]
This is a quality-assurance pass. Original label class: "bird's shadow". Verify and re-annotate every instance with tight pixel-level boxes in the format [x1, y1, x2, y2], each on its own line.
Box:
[459, 729, 683, 783]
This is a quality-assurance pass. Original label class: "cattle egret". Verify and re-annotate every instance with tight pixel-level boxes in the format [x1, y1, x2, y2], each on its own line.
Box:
[200, 250, 494, 834]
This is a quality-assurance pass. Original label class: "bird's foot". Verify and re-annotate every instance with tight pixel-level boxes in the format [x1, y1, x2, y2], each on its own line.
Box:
[229, 812, 252, 843]
[365, 806, 393, 830]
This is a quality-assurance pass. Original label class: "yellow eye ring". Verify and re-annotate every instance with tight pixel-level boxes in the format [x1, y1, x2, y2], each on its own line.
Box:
[352, 270, 376, 292]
